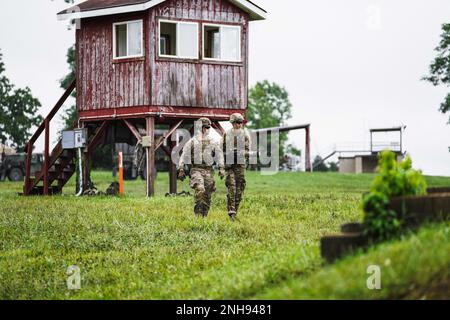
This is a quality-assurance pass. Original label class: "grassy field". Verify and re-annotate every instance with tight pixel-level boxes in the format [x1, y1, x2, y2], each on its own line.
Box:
[0, 171, 449, 299]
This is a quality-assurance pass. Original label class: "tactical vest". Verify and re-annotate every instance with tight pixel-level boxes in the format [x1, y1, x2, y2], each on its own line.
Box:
[190, 137, 215, 168]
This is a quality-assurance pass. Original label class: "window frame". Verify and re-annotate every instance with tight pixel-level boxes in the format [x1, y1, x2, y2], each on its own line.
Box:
[158, 19, 199, 60]
[112, 19, 144, 60]
[202, 23, 242, 63]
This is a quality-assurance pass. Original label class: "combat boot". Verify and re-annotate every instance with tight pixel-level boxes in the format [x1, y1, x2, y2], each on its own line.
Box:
[228, 211, 237, 221]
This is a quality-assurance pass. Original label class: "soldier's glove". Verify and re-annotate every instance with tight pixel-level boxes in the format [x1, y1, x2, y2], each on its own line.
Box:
[178, 169, 186, 181]
[218, 168, 226, 180]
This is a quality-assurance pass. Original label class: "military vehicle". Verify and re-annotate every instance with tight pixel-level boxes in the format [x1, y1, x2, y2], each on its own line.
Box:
[0, 152, 44, 182]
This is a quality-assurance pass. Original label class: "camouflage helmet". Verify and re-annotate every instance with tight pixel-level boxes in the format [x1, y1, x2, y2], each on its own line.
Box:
[198, 117, 212, 128]
[230, 113, 245, 124]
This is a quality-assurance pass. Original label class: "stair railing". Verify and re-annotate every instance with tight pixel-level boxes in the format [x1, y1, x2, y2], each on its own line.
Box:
[24, 79, 76, 195]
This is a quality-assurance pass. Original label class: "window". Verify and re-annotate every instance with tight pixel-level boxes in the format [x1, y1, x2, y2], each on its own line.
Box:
[204, 24, 241, 62]
[159, 20, 199, 59]
[113, 20, 143, 59]
[204, 26, 220, 59]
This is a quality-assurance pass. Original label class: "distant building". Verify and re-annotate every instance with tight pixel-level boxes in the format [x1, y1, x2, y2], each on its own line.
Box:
[339, 154, 403, 174]
[338, 127, 406, 174]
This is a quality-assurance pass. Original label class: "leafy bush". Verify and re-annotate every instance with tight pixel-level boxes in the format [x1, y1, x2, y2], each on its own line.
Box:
[362, 151, 427, 241]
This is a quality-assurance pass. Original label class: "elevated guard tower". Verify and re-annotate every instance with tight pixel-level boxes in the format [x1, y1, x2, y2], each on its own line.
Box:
[338, 126, 406, 174]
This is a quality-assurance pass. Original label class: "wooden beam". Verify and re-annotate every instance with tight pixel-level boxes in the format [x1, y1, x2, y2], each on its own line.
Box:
[123, 119, 142, 142]
[24, 142, 32, 195]
[82, 150, 91, 191]
[87, 122, 108, 154]
[155, 137, 164, 150]
[27, 80, 76, 147]
[212, 121, 225, 136]
[305, 125, 311, 172]
[154, 120, 184, 151]
[43, 118, 50, 195]
[146, 117, 155, 197]
[78, 106, 244, 122]
[168, 140, 177, 195]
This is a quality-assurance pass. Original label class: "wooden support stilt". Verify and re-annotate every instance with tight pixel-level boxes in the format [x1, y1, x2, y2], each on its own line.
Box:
[81, 124, 92, 190]
[169, 139, 177, 195]
[24, 142, 32, 195]
[154, 120, 183, 151]
[82, 150, 91, 190]
[123, 119, 142, 142]
[305, 125, 311, 172]
[43, 118, 50, 195]
[146, 117, 155, 197]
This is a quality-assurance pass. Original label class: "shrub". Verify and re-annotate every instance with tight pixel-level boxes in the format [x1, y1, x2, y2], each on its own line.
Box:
[362, 151, 427, 241]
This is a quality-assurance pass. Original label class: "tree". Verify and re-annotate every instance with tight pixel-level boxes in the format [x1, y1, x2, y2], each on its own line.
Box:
[60, 45, 77, 130]
[247, 80, 293, 162]
[423, 23, 450, 123]
[50, 0, 76, 130]
[328, 161, 339, 172]
[312, 155, 339, 172]
[312, 155, 329, 172]
[286, 144, 301, 157]
[0, 50, 42, 150]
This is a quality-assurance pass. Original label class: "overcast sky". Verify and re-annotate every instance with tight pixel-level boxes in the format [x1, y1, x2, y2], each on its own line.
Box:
[0, 0, 449, 176]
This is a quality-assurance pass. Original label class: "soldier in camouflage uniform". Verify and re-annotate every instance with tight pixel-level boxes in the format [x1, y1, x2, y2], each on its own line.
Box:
[222, 113, 251, 220]
[178, 118, 225, 217]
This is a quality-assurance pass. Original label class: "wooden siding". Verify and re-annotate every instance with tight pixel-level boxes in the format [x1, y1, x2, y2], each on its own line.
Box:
[77, 13, 150, 111]
[77, 0, 249, 112]
[150, 0, 249, 109]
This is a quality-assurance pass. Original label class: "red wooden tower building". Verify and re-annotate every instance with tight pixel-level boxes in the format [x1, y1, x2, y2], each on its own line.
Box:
[23, 0, 266, 196]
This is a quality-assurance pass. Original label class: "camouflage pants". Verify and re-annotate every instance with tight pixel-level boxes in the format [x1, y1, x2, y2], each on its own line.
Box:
[190, 167, 216, 217]
[225, 165, 246, 216]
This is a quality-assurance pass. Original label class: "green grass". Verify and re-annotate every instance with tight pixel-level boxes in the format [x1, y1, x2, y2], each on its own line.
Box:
[257, 222, 450, 300]
[0, 171, 449, 299]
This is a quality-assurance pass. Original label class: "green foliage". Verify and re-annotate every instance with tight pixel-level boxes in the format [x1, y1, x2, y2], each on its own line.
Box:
[312, 156, 339, 172]
[328, 161, 339, 172]
[286, 144, 301, 157]
[247, 80, 293, 161]
[423, 23, 450, 123]
[0, 50, 43, 150]
[0, 171, 449, 299]
[247, 80, 292, 129]
[0, 52, 11, 139]
[362, 151, 428, 241]
[312, 155, 329, 172]
[59, 45, 77, 131]
[1, 171, 448, 299]
[60, 45, 76, 94]
[257, 222, 450, 300]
